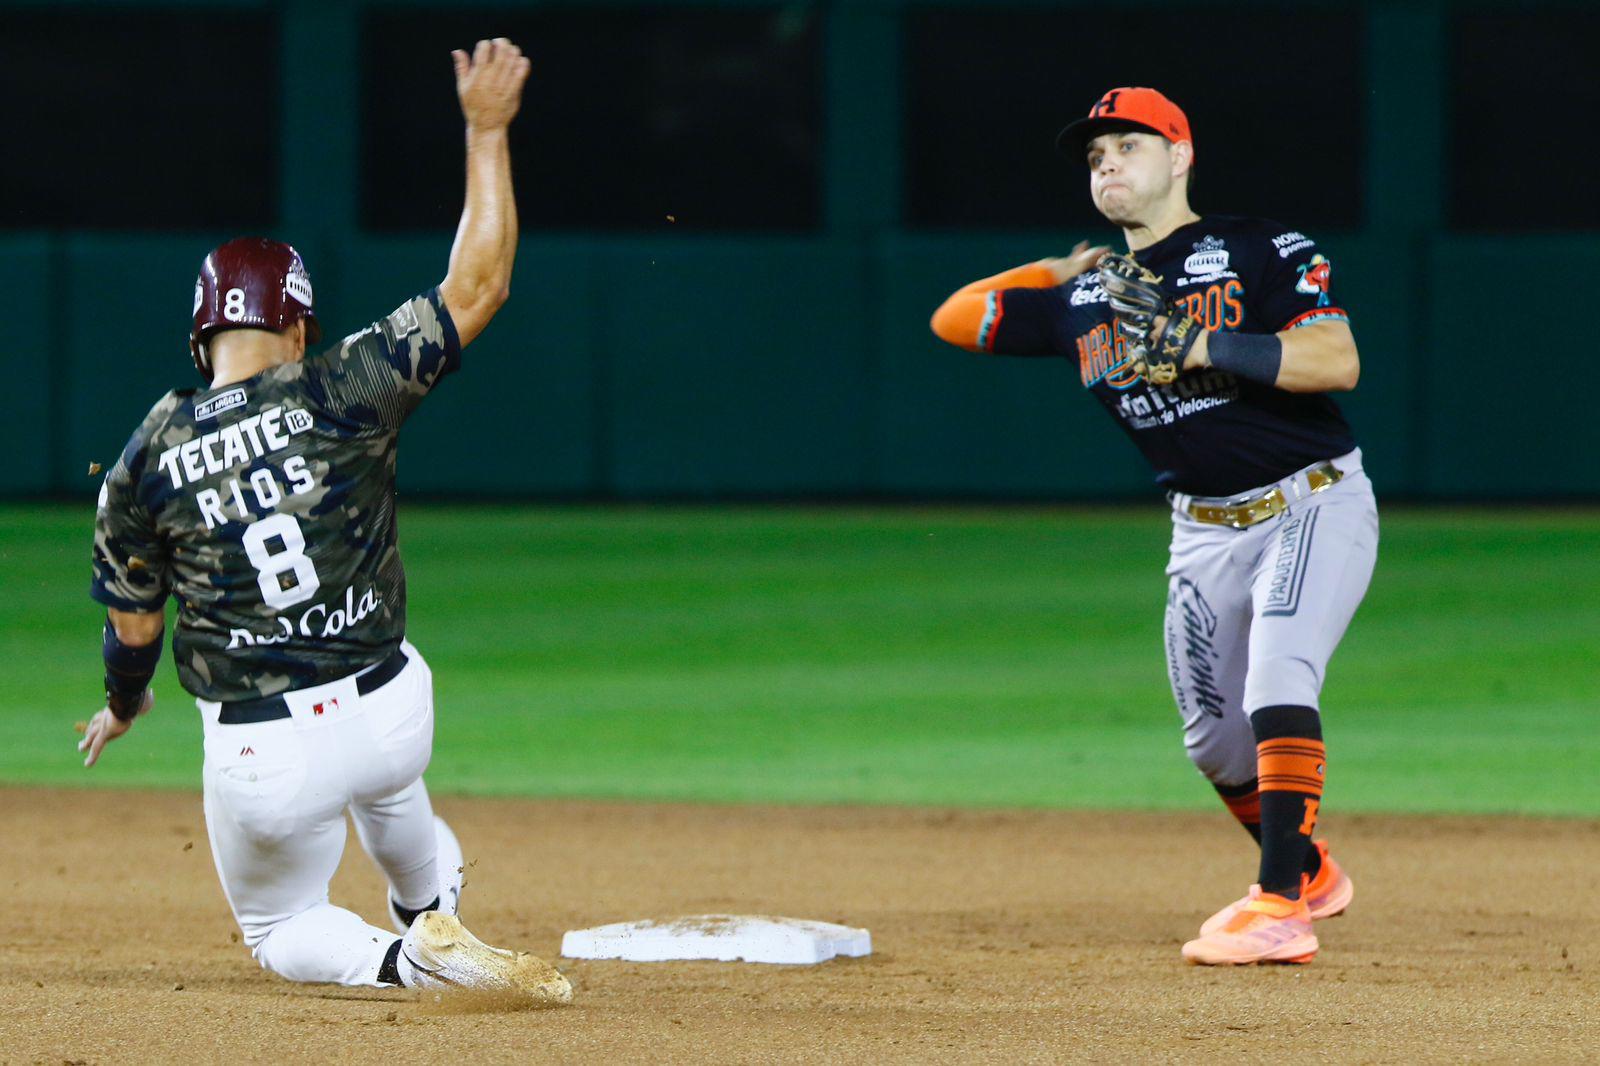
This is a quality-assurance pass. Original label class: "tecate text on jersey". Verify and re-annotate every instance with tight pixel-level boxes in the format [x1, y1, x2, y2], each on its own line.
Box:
[153, 405, 318, 531]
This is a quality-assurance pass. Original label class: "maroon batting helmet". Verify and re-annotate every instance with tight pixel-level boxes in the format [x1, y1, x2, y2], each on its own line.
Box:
[189, 237, 322, 381]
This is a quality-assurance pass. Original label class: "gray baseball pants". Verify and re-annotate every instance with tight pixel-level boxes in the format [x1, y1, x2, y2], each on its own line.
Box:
[1163, 449, 1378, 788]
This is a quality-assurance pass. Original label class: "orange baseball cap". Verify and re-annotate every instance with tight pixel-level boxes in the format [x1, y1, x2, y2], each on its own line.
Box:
[1057, 87, 1193, 159]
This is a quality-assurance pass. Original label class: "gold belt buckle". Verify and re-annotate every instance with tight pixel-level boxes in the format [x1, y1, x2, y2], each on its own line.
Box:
[1305, 463, 1343, 494]
[1235, 487, 1287, 528]
[1186, 461, 1345, 529]
[1188, 487, 1287, 529]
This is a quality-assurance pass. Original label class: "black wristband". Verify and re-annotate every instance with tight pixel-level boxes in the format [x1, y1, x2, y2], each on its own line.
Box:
[103, 619, 163, 722]
[106, 689, 146, 722]
[1206, 332, 1283, 386]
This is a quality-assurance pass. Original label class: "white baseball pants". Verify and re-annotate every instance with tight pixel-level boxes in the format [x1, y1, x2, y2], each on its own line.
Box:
[197, 640, 446, 986]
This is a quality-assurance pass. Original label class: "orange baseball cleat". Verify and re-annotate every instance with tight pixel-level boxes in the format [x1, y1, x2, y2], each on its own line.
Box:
[1198, 839, 1353, 936]
[1182, 886, 1318, 965]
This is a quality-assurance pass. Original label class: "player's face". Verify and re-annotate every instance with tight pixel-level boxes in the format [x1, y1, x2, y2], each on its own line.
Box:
[1086, 132, 1174, 224]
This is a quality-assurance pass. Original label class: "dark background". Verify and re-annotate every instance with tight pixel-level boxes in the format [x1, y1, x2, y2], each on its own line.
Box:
[1, 0, 1593, 498]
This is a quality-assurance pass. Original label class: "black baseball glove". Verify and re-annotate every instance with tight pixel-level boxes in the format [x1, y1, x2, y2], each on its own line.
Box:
[1096, 253, 1201, 386]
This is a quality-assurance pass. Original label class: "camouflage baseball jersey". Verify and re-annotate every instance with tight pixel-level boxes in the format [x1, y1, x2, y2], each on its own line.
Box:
[91, 289, 461, 702]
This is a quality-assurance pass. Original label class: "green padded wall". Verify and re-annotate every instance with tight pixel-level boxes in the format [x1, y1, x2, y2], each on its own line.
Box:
[876, 233, 1147, 496]
[0, 237, 54, 493]
[59, 236, 219, 493]
[16, 228, 1571, 500]
[3, 0, 1589, 500]
[596, 239, 870, 496]
[1424, 236, 1600, 496]
[336, 237, 600, 495]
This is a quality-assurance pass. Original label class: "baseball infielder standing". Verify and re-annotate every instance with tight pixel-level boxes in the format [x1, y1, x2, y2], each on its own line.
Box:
[931, 87, 1377, 965]
[81, 39, 569, 1001]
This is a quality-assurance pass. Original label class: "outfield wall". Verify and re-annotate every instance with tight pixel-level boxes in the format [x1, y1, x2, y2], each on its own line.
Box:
[3, 0, 1592, 500]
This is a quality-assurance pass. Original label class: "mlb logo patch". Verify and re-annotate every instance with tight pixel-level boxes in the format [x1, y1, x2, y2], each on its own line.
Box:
[312, 698, 339, 717]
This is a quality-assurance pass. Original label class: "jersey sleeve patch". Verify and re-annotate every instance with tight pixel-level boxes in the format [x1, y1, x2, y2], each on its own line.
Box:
[309, 289, 463, 429]
[385, 300, 420, 341]
[1252, 226, 1350, 334]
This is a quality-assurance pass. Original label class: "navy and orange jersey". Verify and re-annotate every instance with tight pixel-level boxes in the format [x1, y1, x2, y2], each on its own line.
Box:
[973, 216, 1355, 497]
[91, 289, 460, 702]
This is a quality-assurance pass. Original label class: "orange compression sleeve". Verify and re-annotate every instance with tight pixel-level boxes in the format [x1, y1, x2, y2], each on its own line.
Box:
[930, 263, 1061, 351]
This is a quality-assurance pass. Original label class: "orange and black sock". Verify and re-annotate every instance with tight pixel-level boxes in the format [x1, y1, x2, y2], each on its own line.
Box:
[1214, 777, 1324, 881]
[1251, 704, 1325, 899]
[1213, 779, 1262, 843]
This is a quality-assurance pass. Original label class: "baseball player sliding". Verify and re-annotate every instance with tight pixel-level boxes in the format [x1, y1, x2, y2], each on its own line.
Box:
[81, 39, 569, 1001]
[931, 88, 1377, 965]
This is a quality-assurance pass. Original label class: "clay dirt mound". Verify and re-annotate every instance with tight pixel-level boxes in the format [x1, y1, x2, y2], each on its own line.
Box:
[2, 787, 1595, 1063]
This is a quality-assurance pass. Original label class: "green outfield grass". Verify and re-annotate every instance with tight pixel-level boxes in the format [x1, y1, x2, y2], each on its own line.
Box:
[2, 503, 1595, 815]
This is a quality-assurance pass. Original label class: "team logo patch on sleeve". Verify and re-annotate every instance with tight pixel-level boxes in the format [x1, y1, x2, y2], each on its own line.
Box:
[386, 301, 420, 339]
[1295, 254, 1332, 307]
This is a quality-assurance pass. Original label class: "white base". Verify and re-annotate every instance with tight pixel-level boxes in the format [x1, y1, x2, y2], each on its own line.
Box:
[560, 914, 872, 965]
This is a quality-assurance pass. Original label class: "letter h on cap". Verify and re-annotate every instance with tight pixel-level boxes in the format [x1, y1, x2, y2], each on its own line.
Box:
[1091, 90, 1122, 117]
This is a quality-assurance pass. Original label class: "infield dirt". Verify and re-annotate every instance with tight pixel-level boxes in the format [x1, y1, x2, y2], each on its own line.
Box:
[2, 787, 1595, 1064]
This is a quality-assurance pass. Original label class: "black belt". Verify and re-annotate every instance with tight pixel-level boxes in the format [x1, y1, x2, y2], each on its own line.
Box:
[216, 648, 409, 725]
